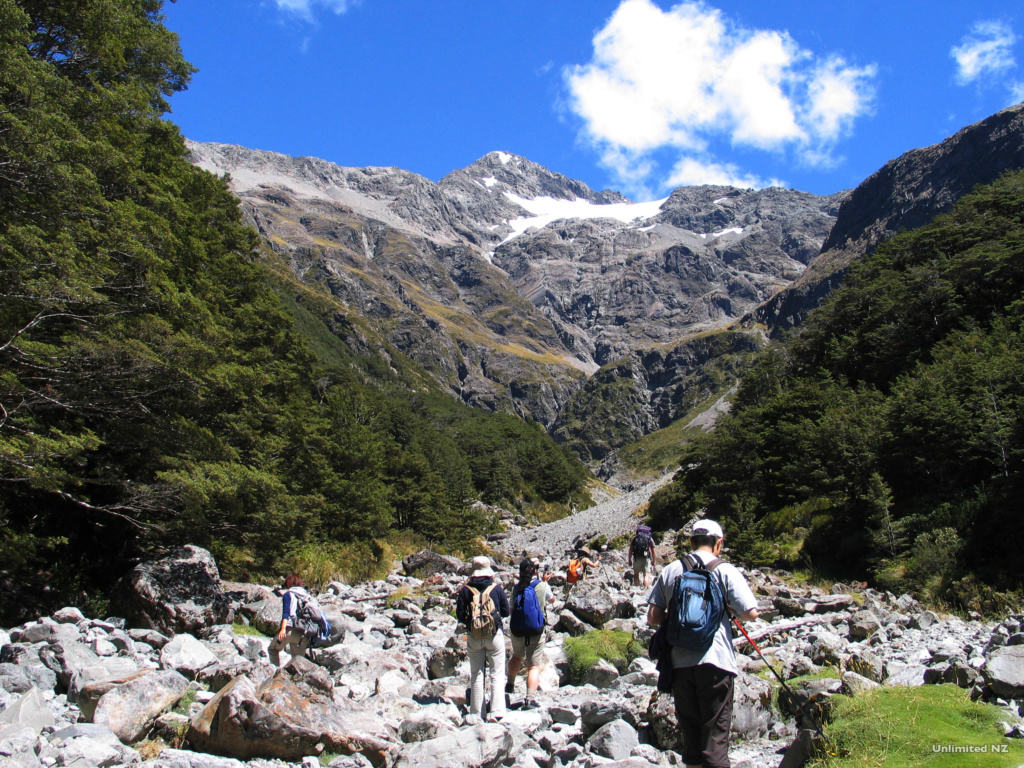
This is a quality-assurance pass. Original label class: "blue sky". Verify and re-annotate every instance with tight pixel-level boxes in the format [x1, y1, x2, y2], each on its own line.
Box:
[163, 0, 1024, 200]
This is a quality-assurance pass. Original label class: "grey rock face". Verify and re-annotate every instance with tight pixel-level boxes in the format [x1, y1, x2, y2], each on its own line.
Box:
[187, 140, 836, 457]
[754, 102, 1024, 335]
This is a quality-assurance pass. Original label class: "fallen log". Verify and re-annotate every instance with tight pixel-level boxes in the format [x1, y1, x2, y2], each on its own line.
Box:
[732, 614, 842, 649]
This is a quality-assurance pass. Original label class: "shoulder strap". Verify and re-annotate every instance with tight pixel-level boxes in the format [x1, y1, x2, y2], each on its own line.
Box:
[705, 557, 723, 571]
[481, 583, 495, 600]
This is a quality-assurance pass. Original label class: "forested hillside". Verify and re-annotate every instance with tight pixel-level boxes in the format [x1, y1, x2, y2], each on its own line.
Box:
[0, 0, 587, 622]
[649, 171, 1024, 610]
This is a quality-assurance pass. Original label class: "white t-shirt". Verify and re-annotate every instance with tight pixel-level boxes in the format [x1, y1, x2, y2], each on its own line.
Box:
[647, 550, 758, 675]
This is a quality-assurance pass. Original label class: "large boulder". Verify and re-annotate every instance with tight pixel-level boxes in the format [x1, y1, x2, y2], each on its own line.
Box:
[35, 723, 140, 767]
[80, 668, 189, 743]
[733, 672, 772, 737]
[118, 546, 234, 635]
[0, 687, 56, 741]
[161, 634, 219, 678]
[984, 645, 1024, 698]
[402, 550, 461, 578]
[565, 583, 617, 627]
[392, 723, 512, 768]
[186, 672, 395, 765]
[37, 640, 139, 701]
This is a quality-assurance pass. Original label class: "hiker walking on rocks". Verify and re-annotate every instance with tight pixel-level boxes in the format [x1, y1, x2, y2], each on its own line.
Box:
[647, 520, 759, 768]
[627, 524, 656, 588]
[270, 574, 317, 666]
[456, 555, 510, 721]
[506, 557, 555, 709]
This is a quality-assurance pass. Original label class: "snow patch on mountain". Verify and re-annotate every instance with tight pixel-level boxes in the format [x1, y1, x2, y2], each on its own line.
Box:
[702, 226, 745, 239]
[501, 192, 668, 243]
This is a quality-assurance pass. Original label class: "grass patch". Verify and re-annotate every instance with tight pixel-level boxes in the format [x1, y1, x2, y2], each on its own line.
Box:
[232, 622, 266, 637]
[811, 684, 1024, 767]
[563, 629, 645, 684]
[282, 531, 431, 589]
[171, 683, 207, 716]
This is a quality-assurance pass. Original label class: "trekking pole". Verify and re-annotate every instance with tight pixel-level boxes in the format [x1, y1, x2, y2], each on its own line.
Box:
[730, 616, 830, 742]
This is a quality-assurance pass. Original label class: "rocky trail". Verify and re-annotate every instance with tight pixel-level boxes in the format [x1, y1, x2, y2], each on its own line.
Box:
[2, 503, 1023, 768]
[494, 473, 675, 560]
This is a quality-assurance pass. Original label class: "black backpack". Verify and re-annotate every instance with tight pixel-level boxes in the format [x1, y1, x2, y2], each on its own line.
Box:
[631, 526, 653, 559]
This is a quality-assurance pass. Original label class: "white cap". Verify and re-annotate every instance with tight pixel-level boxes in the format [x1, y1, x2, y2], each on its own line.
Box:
[692, 519, 724, 539]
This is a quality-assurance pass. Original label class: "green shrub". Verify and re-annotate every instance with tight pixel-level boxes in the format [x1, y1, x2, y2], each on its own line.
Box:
[811, 684, 1024, 767]
[563, 629, 645, 683]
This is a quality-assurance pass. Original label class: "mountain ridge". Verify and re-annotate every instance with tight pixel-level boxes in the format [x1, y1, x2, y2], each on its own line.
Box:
[188, 140, 835, 457]
[188, 103, 1024, 472]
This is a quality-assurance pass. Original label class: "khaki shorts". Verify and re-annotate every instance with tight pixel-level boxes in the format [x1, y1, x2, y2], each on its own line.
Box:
[633, 554, 651, 574]
[510, 633, 545, 668]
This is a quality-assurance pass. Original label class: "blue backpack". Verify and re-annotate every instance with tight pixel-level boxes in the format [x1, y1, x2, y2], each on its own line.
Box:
[666, 554, 724, 653]
[510, 579, 544, 636]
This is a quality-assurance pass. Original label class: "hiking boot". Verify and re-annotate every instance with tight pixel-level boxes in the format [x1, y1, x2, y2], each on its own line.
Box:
[522, 697, 538, 710]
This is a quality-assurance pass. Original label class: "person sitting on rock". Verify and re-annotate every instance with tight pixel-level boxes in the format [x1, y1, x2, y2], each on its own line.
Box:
[455, 555, 510, 721]
[506, 557, 555, 709]
[270, 573, 313, 666]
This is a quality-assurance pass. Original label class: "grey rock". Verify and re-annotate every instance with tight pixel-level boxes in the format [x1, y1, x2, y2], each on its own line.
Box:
[160, 634, 218, 677]
[140, 748, 249, 767]
[565, 583, 617, 627]
[88, 668, 190, 743]
[0, 687, 55, 740]
[427, 647, 460, 679]
[188, 672, 395, 764]
[402, 550, 463, 578]
[841, 671, 880, 696]
[392, 723, 512, 768]
[587, 718, 639, 760]
[985, 645, 1024, 698]
[582, 658, 619, 689]
[117, 545, 233, 636]
[398, 706, 459, 743]
[52, 607, 87, 624]
[732, 672, 772, 738]
[37, 723, 141, 766]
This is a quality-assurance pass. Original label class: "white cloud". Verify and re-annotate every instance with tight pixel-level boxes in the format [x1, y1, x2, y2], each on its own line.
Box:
[564, 0, 875, 193]
[951, 21, 1017, 85]
[1012, 81, 1024, 104]
[274, 0, 356, 21]
[667, 157, 782, 190]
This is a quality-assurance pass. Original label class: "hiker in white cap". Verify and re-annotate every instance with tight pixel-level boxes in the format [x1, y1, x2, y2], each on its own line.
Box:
[455, 555, 510, 721]
[647, 519, 759, 768]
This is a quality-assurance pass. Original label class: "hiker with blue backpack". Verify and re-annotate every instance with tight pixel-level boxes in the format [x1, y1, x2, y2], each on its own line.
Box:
[506, 557, 555, 709]
[455, 556, 510, 721]
[646, 520, 759, 768]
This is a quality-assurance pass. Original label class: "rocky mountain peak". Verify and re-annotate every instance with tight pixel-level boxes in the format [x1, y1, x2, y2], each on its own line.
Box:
[449, 150, 605, 204]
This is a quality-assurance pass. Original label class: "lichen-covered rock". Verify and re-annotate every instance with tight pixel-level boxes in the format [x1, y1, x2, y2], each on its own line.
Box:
[117, 546, 233, 636]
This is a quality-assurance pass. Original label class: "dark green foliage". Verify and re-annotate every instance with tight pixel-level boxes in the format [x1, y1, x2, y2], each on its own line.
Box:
[0, 0, 588, 621]
[648, 171, 1024, 606]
